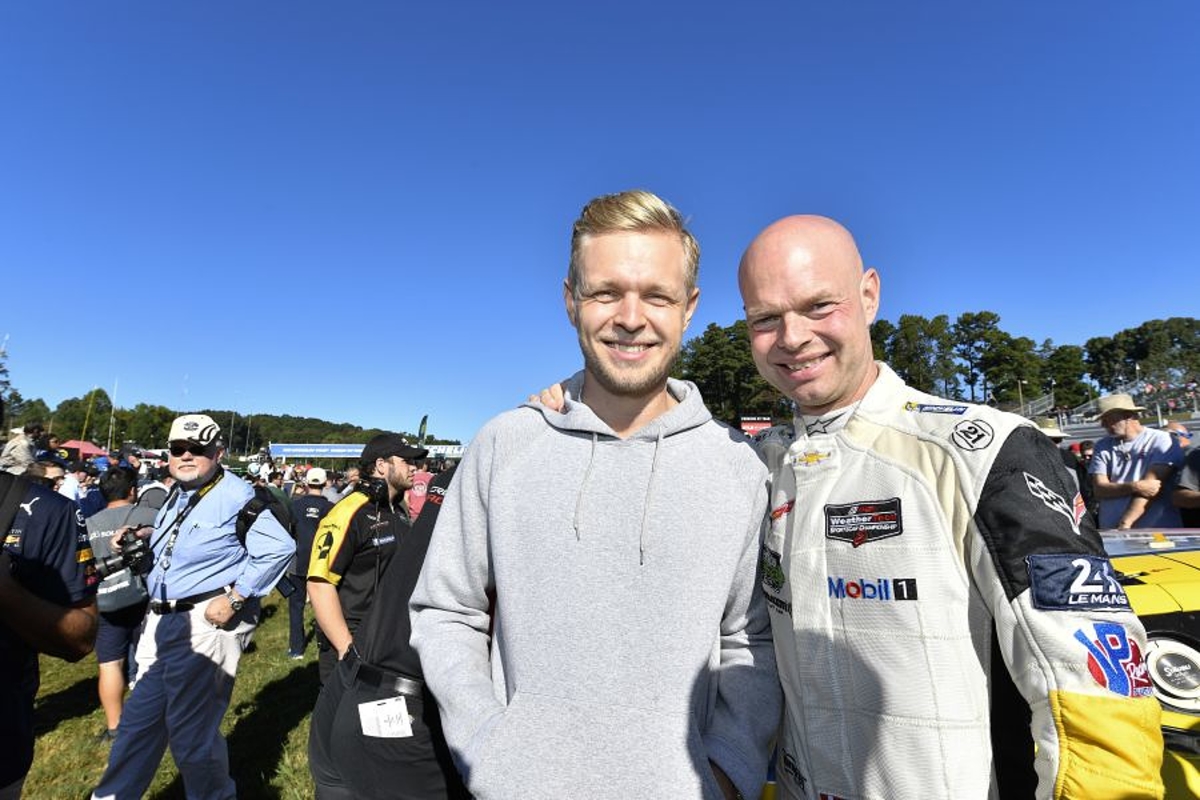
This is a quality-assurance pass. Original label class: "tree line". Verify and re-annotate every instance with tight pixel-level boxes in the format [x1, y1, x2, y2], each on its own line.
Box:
[673, 315, 1199, 427]
[2, 315, 1196, 443]
[0, 372, 457, 453]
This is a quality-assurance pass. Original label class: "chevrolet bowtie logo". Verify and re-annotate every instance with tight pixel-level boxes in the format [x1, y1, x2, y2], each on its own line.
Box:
[796, 450, 831, 467]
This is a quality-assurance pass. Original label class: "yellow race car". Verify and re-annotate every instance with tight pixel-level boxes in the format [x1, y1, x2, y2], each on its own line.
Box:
[1103, 529, 1200, 798]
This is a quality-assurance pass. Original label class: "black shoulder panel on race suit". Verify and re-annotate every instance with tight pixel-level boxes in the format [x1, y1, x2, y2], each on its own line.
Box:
[974, 425, 1106, 603]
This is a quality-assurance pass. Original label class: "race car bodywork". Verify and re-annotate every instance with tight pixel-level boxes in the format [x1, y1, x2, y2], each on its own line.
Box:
[1103, 529, 1200, 798]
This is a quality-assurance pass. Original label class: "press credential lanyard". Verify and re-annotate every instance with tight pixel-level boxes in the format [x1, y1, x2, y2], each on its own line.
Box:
[154, 468, 225, 602]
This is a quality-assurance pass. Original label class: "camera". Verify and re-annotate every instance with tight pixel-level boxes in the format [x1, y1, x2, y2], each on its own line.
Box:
[94, 526, 154, 579]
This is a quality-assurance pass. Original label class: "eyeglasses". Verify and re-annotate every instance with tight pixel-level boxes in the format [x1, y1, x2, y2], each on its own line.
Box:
[1170, 431, 1191, 440]
[169, 442, 213, 457]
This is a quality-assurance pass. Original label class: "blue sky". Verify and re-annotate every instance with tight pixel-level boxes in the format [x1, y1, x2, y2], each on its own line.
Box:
[2, 2, 1197, 443]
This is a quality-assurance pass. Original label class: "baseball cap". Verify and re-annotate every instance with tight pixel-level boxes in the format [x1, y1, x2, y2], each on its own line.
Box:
[168, 413, 222, 446]
[361, 433, 428, 463]
[306, 467, 328, 486]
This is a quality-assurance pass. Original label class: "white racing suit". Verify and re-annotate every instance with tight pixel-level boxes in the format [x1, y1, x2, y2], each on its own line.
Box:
[757, 364, 1163, 800]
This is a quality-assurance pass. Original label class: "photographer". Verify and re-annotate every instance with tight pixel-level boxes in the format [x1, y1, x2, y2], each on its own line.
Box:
[86, 466, 156, 743]
[91, 414, 292, 800]
[0, 461, 98, 797]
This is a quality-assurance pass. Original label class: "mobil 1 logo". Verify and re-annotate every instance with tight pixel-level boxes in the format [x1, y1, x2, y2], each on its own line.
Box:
[828, 576, 919, 601]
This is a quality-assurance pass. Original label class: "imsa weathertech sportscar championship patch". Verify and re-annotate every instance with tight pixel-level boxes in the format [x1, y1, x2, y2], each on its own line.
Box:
[1027, 553, 1130, 611]
[824, 498, 902, 547]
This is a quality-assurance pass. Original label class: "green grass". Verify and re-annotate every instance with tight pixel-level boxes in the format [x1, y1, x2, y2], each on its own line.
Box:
[27, 595, 319, 799]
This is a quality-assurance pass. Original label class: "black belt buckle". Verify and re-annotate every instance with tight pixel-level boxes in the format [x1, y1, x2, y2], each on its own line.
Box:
[150, 600, 194, 615]
[353, 655, 424, 696]
[149, 586, 226, 615]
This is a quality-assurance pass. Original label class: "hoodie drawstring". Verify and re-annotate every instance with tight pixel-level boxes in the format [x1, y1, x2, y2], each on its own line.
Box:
[573, 432, 598, 541]
[638, 430, 664, 566]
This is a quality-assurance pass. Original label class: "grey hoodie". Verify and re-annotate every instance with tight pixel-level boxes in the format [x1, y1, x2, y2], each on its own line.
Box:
[411, 373, 780, 800]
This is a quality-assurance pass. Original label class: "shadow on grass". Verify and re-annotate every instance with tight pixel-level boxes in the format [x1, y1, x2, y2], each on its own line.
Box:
[33, 676, 96, 736]
[150, 660, 320, 800]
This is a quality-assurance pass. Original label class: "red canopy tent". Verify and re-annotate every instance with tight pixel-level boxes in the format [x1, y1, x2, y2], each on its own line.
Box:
[59, 440, 107, 458]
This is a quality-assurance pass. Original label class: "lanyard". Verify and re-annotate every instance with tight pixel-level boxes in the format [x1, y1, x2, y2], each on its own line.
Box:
[154, 468, 225, 600]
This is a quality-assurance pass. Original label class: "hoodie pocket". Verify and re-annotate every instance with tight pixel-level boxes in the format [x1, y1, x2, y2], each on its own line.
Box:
[468, 689, 723, 800]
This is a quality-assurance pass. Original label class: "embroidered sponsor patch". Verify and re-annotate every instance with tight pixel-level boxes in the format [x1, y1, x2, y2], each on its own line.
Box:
[770, 499, 794, 520]
[1074, 491, 1087, 524]
[780, 751, 807, 791]
[1075, 622, 1153, 697]
[1023, 471, 1081, 535]
[824, 498, 902, 546]
[828, 576, 918, 601]
[1027, 554, 1129, 611]
[791, 450, 831, 467]
[903, 401, 968, 415]
[761, 546, 786, 592]
[951, 419, 994, 450]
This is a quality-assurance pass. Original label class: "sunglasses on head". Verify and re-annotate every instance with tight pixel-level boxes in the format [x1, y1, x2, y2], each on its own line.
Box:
[169, 442, 213, 457]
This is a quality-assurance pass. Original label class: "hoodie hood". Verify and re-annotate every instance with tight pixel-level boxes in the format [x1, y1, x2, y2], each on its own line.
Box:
[522, 370, 714, 563]
[522, 371, 713, 441]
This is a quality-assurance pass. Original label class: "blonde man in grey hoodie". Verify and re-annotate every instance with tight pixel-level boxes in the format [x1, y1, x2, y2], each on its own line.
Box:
[411, 190, 780, 800]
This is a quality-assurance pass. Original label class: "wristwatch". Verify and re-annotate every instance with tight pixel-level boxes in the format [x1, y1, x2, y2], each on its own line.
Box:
[226, 590, 245, 613]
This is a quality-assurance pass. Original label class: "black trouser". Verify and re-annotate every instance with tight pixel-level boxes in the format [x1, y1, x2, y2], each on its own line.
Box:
[308, 653, 470, 800]
[287, 574, 306, 655]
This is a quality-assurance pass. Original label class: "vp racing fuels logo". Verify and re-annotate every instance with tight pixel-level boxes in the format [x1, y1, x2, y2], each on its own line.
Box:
[828, 576, 918, 601]
[1023, 472, 1083, 535]
[1027, 554, 1129, 611]
[824, 498, 902, 547]
[951, 419, 994, 451]
[1075, 622, 1153, 697]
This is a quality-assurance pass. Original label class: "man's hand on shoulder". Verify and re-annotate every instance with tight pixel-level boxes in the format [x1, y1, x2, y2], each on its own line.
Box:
[527, 383, 566, 413]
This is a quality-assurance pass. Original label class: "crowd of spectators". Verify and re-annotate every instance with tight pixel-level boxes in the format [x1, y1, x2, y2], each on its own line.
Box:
[1, 418, 455, 796]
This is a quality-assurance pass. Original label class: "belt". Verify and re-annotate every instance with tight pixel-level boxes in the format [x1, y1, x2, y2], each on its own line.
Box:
[149, 586, 229, 615]
[350, 652, 425, 696]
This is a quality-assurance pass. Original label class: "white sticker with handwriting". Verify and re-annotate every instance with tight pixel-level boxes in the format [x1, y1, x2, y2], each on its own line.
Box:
[358, 695, 413, 738]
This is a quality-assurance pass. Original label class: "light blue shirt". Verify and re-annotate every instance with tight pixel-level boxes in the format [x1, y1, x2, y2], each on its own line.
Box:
[147, 470, 292, 601]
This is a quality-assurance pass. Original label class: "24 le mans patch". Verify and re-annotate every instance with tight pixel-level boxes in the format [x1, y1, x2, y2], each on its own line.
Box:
[1027, 554, 1129, 611]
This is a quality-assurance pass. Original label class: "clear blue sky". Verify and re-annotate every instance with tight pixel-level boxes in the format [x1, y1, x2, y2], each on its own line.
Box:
[2, 2, 1197, 443]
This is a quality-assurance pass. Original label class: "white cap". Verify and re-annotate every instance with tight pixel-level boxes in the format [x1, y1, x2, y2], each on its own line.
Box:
[306, 467, 328, 486]
[167, 414, 221, 446]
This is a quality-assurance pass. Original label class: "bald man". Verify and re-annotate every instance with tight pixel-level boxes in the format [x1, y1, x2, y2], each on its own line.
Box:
[740, 216, 1164, 800]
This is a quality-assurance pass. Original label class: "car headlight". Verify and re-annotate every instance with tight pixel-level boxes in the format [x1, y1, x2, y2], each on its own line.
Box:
[1146, 638, 1200, 713]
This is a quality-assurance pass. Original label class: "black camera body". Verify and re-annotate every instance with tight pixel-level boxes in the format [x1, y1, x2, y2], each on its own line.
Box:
[94, 526, 154, 579]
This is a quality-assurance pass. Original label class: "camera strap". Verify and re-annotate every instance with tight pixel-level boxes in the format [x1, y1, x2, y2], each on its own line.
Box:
[154, 468, 226, 583]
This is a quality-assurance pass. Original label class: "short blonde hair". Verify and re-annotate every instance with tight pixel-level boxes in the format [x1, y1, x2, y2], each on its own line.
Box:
[567, 189, 699, 298]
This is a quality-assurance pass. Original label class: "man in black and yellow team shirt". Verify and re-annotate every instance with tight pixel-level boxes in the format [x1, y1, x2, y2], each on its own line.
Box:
[307, 433, 426, 684]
